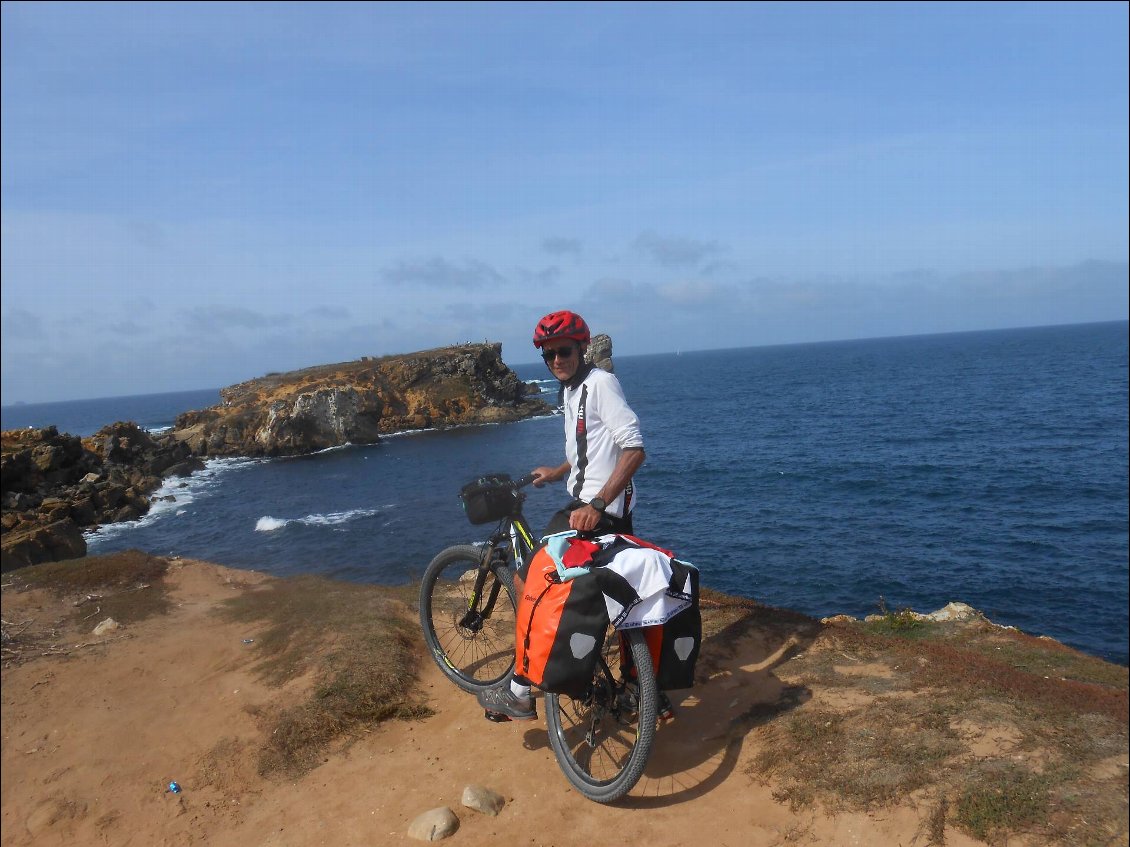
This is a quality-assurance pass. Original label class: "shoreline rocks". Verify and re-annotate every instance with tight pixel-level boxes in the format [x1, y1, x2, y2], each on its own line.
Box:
[821, 601, 990, 627]
[1, 422, 204, 572]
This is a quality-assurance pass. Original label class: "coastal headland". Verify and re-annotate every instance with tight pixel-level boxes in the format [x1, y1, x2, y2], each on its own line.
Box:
[0, 343, 549, 571]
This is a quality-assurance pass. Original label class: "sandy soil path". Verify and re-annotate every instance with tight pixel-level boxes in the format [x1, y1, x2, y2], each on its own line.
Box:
[2, 560, 987, 846]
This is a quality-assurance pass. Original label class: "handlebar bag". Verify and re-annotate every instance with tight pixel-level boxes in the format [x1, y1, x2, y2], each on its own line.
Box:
[460, 474, 519, 525]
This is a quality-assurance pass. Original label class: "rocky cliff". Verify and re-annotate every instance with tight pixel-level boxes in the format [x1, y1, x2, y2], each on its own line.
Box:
[1, 343, 548, 569]
[586, 333, 615, 372]
[169, 343, 550, 457]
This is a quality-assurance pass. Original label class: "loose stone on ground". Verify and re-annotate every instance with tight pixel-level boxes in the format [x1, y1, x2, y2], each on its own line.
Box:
[461, 784, 505, 816]
[407, 807, 459, 842]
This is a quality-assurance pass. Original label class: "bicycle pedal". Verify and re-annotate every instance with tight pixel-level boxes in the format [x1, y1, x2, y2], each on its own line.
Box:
[484, 709, 513, 723]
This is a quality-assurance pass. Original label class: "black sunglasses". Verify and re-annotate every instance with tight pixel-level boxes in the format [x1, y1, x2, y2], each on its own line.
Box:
[541, 345, 576, 362]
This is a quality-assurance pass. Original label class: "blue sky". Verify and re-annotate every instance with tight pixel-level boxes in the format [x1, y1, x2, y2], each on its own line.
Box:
[2, 1, 1127, 404]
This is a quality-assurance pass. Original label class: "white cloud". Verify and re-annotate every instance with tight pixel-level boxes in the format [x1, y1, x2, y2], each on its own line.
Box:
[381, 257, 505, 289]
[182, 306, 295, 333]
[583, 277, 649, 303]
[306, 305, 351, 321]
[634, 231, 725, 268]
[541, 236, 582, 256]
[657, 279, 732, 307]
[1, 307, 44, 340]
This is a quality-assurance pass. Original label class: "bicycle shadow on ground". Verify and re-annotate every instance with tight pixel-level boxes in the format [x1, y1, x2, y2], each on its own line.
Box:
[523, 598, 822, 809]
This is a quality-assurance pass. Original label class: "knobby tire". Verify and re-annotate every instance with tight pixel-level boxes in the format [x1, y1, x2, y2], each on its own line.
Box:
[420, 544, 517, 694]
[545, 626, 658, 803]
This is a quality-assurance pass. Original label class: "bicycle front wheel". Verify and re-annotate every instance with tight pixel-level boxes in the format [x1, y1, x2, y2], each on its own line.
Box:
[545, 626, 658, 803]
[420, 544, 517, 694]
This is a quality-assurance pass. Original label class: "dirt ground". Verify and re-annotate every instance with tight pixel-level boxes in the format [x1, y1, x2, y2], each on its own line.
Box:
[0, 559, 1064, 846]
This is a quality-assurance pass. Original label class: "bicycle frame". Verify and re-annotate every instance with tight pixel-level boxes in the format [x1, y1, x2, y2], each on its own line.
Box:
[458, 508, 538, 633]
[509, 516, 537, 566]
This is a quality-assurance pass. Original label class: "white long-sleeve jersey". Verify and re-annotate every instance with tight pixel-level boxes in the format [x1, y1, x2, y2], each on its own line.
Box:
[561, 367, 644, 518]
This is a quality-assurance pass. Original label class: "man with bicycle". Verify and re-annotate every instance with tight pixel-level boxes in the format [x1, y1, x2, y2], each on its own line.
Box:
[477, 309, 665, 721]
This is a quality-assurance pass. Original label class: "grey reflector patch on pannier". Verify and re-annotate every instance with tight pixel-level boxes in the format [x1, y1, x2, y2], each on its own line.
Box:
[674, 637, 695, 661]
[570, 632, 597, 659]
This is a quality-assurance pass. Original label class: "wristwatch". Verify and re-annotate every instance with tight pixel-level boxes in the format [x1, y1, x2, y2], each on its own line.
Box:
[588, 496, 607, 512]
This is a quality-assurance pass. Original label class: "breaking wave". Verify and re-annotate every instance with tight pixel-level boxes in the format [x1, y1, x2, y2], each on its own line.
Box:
[254, 508, 383, 532]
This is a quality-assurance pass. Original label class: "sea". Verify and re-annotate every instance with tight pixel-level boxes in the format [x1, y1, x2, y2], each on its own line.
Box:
[3, 321, 1127, 666]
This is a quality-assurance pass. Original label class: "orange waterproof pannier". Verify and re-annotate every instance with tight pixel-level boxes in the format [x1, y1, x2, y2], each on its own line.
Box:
[515, 545, 609, 697]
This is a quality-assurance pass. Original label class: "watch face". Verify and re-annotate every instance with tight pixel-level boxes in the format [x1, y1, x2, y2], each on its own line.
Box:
[590, 497, 606, 511]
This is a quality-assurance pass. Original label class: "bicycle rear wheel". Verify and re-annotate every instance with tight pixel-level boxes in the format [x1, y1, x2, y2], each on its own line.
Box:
[420, 544, 517, 694]
[545, 626, 657, 803]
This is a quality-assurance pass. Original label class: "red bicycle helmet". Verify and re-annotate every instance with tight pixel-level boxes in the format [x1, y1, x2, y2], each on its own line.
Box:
[532, 310, 591, 348]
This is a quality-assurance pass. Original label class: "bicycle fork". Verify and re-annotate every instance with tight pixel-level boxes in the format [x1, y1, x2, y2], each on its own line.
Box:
[458, 547, 507, 632]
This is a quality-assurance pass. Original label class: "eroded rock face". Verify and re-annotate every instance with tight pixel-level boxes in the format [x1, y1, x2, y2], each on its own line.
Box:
[1, 518, 87, 569]
[170, 343, 550, 457]
[586, 333, 614, 373]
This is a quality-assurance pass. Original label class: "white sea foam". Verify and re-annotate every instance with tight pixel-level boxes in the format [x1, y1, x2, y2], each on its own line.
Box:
[381, 426, 439, 439]
[254, 508, 384, 532]
[84, 455, 266, 543]
[307, 442, 357, 456]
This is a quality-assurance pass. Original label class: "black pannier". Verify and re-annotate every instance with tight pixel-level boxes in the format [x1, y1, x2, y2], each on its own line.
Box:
[460, 474, 519, 525]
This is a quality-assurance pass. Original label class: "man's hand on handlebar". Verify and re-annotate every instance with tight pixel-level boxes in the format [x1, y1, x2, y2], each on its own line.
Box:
[530, 466, 561, 487]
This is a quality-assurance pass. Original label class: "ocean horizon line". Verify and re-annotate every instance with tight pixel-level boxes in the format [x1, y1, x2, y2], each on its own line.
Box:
[3, 317, 1126, 411]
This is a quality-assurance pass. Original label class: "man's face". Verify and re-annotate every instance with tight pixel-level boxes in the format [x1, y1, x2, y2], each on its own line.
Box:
[542, 341, 582, 382]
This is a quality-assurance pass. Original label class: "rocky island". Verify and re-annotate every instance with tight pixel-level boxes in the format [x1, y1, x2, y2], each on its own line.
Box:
[170, 342, 548, 457]
[1, 343, 549, 570]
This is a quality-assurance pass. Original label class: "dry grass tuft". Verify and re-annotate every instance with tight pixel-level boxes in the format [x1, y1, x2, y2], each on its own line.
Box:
[756, 699, 965, 811]
[953, 761, 1060, 843]
[834, 619, 1129, 722]
[2, 550, 173, 650]
[212, 575, 432, 778]
[750, 616, 1128, 847]
[10, 549, 170, 594]
[911, 640, 1128, 724]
